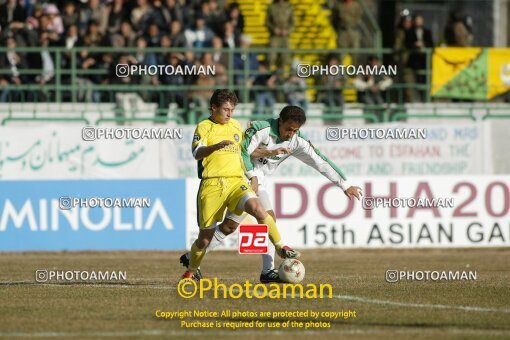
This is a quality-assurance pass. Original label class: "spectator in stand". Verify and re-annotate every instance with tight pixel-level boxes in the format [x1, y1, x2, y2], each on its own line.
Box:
[394, 13, 413, 103]
[135, 36, 158, 100]
[222, 20, 238, 48]
[110, 34, 125, 48]
[106, 0, 127, 36]
[62, 24, 81, 50]
[318, 54, 346, 123]
[39, 14, 61, 44]
[202, 51, 227, 86]
[44, 4, 64, 36]
[35, 32, 55, 87]
[61, 1, 79, 31]
[164, 0, 184, 25]
[405, 14, 434, 102]
[79, 0, 108, 36]
[184, 13, 215, 49]
[76, 48, 101, 102]
[444, 11, 471, 47]
[0, 0, 26, 33]
[151, 0, 172, 32]
[61, 24, 81, 70]
[227, 2, 244, 36]
[211, 35, 229, 67]
[169, 20, 187, 47]
[333, 0, 362, 53]
[203, 0, 226, 37]
[131, 0, 153, 33]
[109, 55, 139, 85]
[192, 67, 216, 120]
[146, 23, 161, 47]
[354, 56, 393, 122]
[332, 0, 362, 65]
[161, 34, 171, 47]
[233, 34, 258, 88]
[180, 0, 195, 29]
[157, 52, 189, 118]
[83, 20, 104, 47]
[157, 34, 173, 65]
[118, 21, 137, 47]
[184, 51, 196, 68]
[0, 37, 25, 102]
[265, 0, 294, 70]
[252, 60, 277, 115]
[284, 62, 308, 110]
[24, 4, 44, 39]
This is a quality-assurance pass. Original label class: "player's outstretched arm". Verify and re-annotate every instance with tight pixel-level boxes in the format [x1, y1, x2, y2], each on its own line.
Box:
[251, 147, 292, 158]
[344, 186, 362, 201]
[194, 140, 233, 160]
[293, 134, 361, 200]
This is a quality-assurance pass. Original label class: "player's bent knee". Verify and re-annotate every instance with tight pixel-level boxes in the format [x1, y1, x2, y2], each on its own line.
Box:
[220, 219, 238, 235]
[196, 239, 209, 249]
[254, 209, 267, 221]
[244, 199, 267, 220]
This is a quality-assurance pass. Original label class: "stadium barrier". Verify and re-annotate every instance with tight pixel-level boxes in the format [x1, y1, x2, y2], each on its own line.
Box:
[0, 46, 431, 113]
[0, 123, 493, 179]
[0, 179, 186, 251]
[1, 176, 508, 251]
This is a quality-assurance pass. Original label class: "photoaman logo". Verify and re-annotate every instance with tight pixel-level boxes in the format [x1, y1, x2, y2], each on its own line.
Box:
[178, 278, 333, 299]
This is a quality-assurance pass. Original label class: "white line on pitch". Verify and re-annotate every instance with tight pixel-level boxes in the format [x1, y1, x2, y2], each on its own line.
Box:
[0, 327, 508, 338]
[334, 295, 510, 314]
[0, 329, 375, 338]
[3, 281, 509, 314]
[0, 281, 175, 289]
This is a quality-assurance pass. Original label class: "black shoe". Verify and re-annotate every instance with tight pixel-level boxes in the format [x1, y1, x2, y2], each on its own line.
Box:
[260, 269, 283, 283]
[179, 252, 203, 280]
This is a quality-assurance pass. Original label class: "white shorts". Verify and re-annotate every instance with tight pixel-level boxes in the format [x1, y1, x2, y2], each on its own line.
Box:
[225, 187, 273, 224]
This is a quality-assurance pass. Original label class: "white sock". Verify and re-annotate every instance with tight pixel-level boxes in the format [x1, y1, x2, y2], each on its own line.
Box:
[261, 241, 275, 274]
[206, 225, 227, 253]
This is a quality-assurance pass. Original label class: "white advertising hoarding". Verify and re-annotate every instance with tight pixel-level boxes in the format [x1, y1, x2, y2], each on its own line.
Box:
[0, 125, 161, 179]
[186, 176, 510, 249]
[1, 122, 492, 179]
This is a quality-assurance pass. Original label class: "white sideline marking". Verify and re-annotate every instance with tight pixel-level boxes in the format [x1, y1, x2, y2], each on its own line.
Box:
[334, 294, 510, 314]
[0, 280, 175, 289]
[0, 327, 508, 338]
[2, 281, 509, 314]
[0, 329, 372, 337]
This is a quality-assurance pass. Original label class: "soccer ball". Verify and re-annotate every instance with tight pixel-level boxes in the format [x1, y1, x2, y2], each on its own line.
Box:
[278, 259, 305, 283]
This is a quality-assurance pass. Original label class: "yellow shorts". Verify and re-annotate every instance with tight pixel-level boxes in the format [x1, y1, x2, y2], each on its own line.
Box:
[196, 177, 256, 228]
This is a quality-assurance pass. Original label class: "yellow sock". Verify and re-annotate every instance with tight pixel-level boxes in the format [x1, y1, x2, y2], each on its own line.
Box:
[188, 241, 206, 272]
[260, 215, 283, 249]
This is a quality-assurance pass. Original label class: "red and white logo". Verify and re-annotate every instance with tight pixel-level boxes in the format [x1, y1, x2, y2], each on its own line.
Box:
[238, 224, 268, 254]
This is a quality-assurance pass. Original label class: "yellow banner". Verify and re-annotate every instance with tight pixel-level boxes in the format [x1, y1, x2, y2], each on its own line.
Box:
[487, 49, 510, 99]
[431, 48, 481, 96]
[432, 48, 510, 100]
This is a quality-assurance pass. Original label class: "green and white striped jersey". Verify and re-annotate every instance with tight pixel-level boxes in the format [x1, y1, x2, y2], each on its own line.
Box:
[241, 118, 349, 190]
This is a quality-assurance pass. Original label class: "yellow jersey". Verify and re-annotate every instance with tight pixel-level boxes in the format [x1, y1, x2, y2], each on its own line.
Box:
[191, 117, 245, 178]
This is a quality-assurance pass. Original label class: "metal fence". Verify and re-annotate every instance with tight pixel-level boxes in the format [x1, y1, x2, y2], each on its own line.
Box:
[0, 46, 451, 125]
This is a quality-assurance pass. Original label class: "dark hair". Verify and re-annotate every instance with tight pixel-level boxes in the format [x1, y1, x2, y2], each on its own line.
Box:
[229, 2, 240, 10]
[259, 59, 270, 68]
[279, 106, 306, 124]
[327, 53, 339, 63]
[210, 89, 238, 111]
[367, 55, 380, 63]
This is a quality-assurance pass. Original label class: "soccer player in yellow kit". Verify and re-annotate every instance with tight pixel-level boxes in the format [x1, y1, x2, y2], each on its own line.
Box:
[181, 89, 300, 280]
